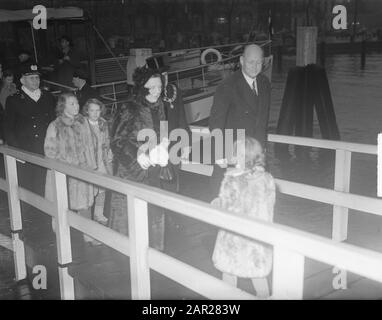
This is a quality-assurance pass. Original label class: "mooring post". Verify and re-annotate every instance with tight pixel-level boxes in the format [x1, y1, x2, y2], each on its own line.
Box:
[296, 26, 317, 67]
[277, 45, 282, 72]
[320, 41, 326, 66]
[361, 40, 366, 69]
[295, 27, 317, 156]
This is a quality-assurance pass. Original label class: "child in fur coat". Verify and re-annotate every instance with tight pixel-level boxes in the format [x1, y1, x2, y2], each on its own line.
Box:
[82, 98, 113, 225]
[211, 137, 275, 298]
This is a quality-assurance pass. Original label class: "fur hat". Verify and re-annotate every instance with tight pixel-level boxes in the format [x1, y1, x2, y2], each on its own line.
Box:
[132, 66, 161, 97]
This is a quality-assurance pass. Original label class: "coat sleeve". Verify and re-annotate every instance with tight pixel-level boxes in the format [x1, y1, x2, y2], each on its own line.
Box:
[4, 97, 18, 147]
[208, 83, 230, 132]
[44, 122, 59, 159]
[104, 124, 113, 173]
[110, 109, 140, 168]
[174, 85, 188, 130]
[256, 77, 271, 149]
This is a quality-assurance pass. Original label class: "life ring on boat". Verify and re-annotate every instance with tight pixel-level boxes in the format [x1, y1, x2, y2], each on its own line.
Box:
[201, 48, 222, 64]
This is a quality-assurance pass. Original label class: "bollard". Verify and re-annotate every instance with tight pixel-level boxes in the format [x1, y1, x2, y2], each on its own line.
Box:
[277, 45, 283, 72]
[320, 41, 326, 66]
[361, 40, 366, 69]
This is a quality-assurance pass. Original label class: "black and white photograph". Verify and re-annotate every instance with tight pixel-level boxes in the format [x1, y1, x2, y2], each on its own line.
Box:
[0, 0, 382, 305]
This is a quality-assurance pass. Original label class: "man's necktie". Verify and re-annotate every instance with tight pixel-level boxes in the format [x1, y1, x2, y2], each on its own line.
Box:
[252, 79, 258, 96]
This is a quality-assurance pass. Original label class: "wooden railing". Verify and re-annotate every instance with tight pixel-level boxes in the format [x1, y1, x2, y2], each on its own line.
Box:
[1, 135, 382, 300]
[188, 127, 379, 242]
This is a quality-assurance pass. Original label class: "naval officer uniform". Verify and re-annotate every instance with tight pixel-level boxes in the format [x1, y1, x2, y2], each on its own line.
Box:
[4, 63, 56, 197]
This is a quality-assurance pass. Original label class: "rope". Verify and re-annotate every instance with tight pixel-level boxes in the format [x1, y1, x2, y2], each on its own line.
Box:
[29, 22, 38, 64]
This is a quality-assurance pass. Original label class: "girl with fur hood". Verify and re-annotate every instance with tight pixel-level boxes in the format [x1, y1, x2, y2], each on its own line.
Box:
[211, 137, 276, 298]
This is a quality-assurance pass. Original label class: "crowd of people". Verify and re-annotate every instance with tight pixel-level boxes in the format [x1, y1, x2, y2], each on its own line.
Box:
[0, 43, 275, 297]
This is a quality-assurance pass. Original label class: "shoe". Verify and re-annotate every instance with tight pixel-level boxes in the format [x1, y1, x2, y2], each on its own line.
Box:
[94, 215, 108, 225]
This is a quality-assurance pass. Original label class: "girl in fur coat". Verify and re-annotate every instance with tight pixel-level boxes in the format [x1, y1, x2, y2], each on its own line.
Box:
[44, 92, 98, 243]
[82, 98, 113, 225]
[211, 137, 276, 298]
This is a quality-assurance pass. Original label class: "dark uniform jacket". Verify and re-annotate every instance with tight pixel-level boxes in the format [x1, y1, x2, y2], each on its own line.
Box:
[77, 83, 100, 110]
[4, 89, 56, 155]
[208, 70, 271, 149]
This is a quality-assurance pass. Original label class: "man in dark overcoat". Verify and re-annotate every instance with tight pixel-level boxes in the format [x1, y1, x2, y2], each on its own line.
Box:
[4, 63, 56, 197]
[208, 44, 271, 200]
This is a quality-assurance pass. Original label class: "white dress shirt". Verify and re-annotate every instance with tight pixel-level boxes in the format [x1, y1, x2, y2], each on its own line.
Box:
[241, 70, 258, 95]
[22, 86, 41, 102]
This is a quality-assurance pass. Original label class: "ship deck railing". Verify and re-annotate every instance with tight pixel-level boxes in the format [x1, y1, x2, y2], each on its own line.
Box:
[42, 40, 272, 117]
[1, 134, 381, 299]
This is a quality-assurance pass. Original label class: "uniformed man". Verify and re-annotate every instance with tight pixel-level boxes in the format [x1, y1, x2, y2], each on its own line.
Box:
[4, 62, 56, 197]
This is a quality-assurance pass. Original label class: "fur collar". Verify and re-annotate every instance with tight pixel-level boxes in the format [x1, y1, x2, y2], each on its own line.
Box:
[57, 113, 85, 126]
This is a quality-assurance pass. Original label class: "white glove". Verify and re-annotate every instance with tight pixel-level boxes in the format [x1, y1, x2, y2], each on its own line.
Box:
[149, 144, 169, 167]
[137, 153, 154, 170]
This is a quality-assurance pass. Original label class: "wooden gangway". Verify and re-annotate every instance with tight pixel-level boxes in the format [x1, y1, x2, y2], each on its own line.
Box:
[1, 134, 382, 299]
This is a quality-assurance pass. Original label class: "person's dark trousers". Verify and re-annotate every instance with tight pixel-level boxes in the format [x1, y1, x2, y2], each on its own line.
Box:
[160, 164, 183, 240]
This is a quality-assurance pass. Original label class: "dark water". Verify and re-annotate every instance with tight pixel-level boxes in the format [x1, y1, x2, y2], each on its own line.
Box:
[267, 53, 381, 235]
[269, 53, 382, 144]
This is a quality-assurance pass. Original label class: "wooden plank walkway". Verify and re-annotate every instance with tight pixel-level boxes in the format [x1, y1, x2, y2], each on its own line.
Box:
[1, 159, 382, 300]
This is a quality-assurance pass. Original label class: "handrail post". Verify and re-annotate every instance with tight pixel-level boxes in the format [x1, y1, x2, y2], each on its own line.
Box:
[52, 170, 74, 300]
[332, 149, 351, 241]
[128, 195, 150, 299]
[272, 245, 305, 299]
[202, 66, 205, 89]
[4, 155, 26, 281]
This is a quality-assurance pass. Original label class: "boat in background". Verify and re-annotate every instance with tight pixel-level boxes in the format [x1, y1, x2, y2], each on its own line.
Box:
[89, 40, 272, 125]
[1, 7, 272, 128]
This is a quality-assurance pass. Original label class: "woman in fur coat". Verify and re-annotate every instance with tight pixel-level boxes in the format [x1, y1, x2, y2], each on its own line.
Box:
[211, 137, 276, 298]
[44, 92, 98, 243]
[109, 67, 169, 250]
